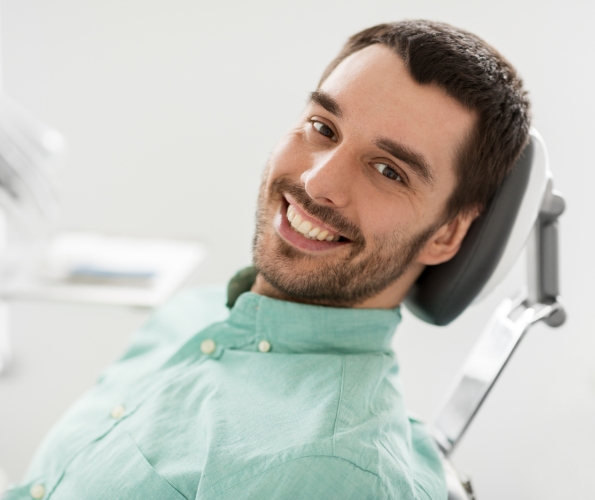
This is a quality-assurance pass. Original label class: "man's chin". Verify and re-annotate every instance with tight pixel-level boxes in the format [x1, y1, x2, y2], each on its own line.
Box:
[253, 237, 368, 307]
[255, 232, 327, 275]
[254, 265, 361, 308]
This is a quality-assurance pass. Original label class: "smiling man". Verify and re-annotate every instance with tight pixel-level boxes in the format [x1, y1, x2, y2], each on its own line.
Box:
[5, 20, 529, 500]
[252, 42, 479, 310]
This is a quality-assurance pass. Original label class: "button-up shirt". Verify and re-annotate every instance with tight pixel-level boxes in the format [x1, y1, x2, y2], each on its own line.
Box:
[4, 285, 446, 499]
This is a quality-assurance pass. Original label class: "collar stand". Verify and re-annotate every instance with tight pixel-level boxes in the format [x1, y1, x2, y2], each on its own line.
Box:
[227, 291, 400, 355]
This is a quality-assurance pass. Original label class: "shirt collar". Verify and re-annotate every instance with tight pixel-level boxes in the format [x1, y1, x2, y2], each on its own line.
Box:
[226, 291, 401, 355]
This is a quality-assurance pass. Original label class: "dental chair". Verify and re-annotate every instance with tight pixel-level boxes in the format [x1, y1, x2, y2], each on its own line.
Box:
[404, 129, 565, 499]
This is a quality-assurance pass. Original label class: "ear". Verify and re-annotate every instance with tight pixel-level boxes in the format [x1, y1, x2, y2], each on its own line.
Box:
[416, 209, 479, 266]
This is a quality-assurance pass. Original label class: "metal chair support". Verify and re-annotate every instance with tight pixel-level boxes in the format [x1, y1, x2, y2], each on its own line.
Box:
[431, 180, 565, 499]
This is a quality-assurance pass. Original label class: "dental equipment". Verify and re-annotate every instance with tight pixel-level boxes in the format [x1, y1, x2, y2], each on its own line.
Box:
[405, 129, 566, 499]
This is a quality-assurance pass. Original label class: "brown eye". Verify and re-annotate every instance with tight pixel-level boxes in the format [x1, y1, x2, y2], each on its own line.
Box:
[312, 120, 337, 142]
[373, 162, 402, 182]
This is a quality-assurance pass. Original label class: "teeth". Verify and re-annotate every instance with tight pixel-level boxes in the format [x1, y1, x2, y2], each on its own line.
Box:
[317, 230, 329, 241]
[297, 221, 312, 234]
[291, 213, 303, 229]
[286, 205, 295, 222]
[286, 203, 343, 242]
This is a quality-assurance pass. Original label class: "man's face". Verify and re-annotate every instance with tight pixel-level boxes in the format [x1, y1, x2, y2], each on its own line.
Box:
[253, 44, 476, 307]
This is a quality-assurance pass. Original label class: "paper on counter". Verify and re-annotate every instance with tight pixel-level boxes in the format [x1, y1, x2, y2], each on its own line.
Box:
[0, 232, 206, 308]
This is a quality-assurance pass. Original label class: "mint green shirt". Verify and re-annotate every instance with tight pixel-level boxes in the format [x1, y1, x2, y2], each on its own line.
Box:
[5, 285, 446, 500]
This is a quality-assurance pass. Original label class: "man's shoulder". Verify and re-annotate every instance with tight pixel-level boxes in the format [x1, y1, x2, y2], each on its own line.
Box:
[330, 425, 446, 500]
[218, 351, 446, 500]
[330, 362, 447, 500]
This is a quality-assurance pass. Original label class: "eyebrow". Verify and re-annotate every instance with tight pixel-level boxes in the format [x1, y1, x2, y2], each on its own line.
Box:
[309, 90, 343, 118]
[309, 90, 434, 185]
[375, 137, 435, 185]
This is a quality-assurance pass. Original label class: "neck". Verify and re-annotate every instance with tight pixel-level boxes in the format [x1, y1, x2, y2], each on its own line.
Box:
[250, 263, 425, 309]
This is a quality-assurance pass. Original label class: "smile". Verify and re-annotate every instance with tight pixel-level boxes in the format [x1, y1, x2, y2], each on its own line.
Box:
[287, 204, 341, 241]
[274, 195, 350, 252]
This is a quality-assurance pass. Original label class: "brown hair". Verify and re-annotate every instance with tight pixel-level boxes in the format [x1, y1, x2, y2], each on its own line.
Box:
[320, 20, 531, 219]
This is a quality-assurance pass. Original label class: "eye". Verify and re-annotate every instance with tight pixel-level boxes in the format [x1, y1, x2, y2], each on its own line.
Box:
[373, 162, 403, 182]
[311, 120, 338, 142]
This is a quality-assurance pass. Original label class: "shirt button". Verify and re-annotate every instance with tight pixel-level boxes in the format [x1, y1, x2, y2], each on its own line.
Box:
[258, 340, 271, 353]
[30, 483, 45, 499]
[200, 339, 216, 354]
[110, 404, 126, 419]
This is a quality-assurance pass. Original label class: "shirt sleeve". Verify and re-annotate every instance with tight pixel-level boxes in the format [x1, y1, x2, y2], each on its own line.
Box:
[208, 456, 390, 500]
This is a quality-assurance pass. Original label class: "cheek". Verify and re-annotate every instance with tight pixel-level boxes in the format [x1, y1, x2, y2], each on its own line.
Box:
[418, 184, 454, 223]
[267, 130, 310, 179]
[356, 194, 413, 241]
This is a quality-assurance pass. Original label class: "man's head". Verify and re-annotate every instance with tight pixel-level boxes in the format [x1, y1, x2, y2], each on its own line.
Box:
[320, 20, 531, 220]
[252, 20, 530, 308]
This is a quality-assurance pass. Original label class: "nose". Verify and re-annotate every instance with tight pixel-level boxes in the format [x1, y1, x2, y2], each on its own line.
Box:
[300, 147, 355, 208]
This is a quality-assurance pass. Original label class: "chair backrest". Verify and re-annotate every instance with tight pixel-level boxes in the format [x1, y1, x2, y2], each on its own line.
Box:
[404, 129, 550, 326]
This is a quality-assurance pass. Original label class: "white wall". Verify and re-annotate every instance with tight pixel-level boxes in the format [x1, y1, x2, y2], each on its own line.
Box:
[1, 1, 594, 498]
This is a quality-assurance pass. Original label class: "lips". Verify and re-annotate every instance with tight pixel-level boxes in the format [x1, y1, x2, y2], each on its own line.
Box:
[274, 196, 350, 252]
[286, 204, 341, 241]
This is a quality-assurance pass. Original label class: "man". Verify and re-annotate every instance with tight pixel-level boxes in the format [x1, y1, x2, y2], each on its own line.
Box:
[4, 20, 529, 500]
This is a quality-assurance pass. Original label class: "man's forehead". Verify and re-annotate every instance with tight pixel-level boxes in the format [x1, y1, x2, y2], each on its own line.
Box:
[317, 45, 413, 115]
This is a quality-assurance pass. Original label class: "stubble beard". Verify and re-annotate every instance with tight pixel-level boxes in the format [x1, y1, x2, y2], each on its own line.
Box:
[252, 175, 439, 307]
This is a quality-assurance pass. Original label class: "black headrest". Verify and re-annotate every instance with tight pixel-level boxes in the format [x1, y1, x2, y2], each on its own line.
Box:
[403, 139, 535, 326]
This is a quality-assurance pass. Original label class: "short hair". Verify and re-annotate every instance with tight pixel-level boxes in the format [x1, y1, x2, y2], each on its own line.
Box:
[319, 20, 531, 219]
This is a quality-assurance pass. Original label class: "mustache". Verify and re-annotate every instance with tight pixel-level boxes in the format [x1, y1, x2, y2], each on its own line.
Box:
[269, 177, 365, 246]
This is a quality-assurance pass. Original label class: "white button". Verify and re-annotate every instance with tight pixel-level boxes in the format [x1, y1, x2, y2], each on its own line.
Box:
[30, 483, 45, 499]
[258, 340, 271, 353]
[200, 339, 216, 354]
[110, 404, 126, 419]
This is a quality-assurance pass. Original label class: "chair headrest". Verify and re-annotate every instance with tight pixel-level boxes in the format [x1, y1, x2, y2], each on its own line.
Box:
[404, 129, 550, 326]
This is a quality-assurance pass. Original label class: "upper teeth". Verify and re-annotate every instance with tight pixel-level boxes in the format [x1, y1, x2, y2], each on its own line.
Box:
[287, 204, 340, 242]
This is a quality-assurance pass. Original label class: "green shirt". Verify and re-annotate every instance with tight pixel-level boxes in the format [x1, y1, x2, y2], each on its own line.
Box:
[4, 284, 446, 500]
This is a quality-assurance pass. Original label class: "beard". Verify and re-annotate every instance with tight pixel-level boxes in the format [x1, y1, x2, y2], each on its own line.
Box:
[252, 175, 440, 307]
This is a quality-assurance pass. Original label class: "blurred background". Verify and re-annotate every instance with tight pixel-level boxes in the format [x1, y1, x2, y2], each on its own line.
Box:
[0, 0, 593, 498]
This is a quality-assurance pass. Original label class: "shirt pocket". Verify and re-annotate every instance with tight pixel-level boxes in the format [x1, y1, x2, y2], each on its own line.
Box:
[48, 431, 188, 500]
